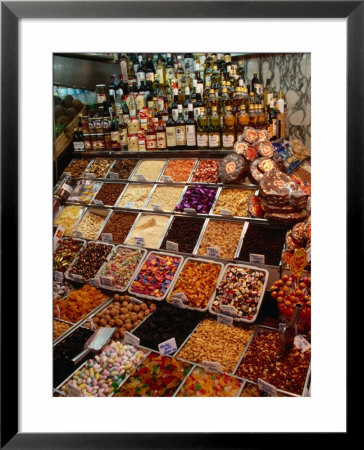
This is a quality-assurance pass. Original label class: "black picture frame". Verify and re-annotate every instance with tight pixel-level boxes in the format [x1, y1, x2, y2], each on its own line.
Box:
[1, 1, 359, 448]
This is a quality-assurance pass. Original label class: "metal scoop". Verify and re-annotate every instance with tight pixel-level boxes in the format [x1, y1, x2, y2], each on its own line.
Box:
[72, 327, 116, 365]
[278, 303, 302, 357]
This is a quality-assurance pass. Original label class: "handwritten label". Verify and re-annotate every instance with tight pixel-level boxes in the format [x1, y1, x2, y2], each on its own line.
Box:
[220, 209, 233, 216]
[158, 337, 177, 355]
[124, 331, 140, 347]
[54, 271, 63, 282]
[171, 297, 184, 308]
[67, 383, 82, 397]
[161, 175, 173, 183]
[172, 292, 189, 303]
[125, 202, 135, 208]
[93, 199, 104, 206]
[108, 172, 119, 180]
[184, 207, 196, 214]
[134, 236, 145, 246]
[85, 172, 96, 179]
[53, 226, 65, 249]
[72, 274, 83, 281]
[217, 314, 233, 327]
[73, 230, 83, 239]
[100, 276, 114, 287]
[207, 247, 220, 258]
[63, 172, 71, 177]
[220, 304, 237, 316]
[101, 233, 113, 243]
[257, 378, 278, 397]
[202, 361, 223, 373]
[134, 174, 146, 182]
[294, 335, 311, 353]
[166, 241, 179, 252]
[249, 253, 265, 265]
[56, 305, 61, 319]
[88, 318, 97, 330]
[89, 278, 100, 287]
[151, 204, 163, 212]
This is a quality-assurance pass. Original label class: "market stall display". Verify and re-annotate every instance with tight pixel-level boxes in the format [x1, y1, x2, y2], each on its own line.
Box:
[174, 185, 218, 214]
[53, 237, 85, 273]
[190, 159, 221, 184]
[159, 159, 197, 182]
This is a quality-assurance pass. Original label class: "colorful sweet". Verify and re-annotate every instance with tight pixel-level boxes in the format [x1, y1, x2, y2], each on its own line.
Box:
[177, 366, 242, 397]
[191, 159, 220, 183]
[99, 247, 145, 291]
[132, 160, 166, 181]
[145, 186, 184, 212]
[69, 242, 112, 281]
[175, 185, 218, 214]
[197, 220, 244, 259]
[125, 214, 170, 248]
[53, 284, 109, 323]
[53, 238, 84, 272]
[54, 205, 84, 235]
[235, 329, 311, 395]
[61, 341, 147, 397]
[129, 252, 182, 299]
[114, 352, 192, 397]
[210, 265, 267, 321]
[160, 159, 197, 182]
[167, 260, 221, 310]
[177, 319, 254, 374]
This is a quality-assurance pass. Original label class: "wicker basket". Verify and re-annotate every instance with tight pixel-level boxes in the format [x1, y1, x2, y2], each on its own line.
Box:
[54, 105, 86, 158]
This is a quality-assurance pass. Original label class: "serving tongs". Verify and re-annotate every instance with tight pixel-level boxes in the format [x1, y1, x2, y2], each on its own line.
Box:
[72, 327, 116, 365]
[278, 303, 302, 357]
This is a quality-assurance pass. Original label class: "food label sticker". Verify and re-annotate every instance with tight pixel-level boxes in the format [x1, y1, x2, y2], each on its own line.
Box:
[101, 233, 113, 243]
[124, 331, 140, 347]
[202, 361, 223, 373]
[134, 236, 145, 247]
[134, 174, 146, 182]
[88, 318, 97, 330]
[161, 175, 173, 183]
[108, 172, 119, 180]
[89, 278, 100, 287]
[220, 304, 237, 316]
[217, 314, 233, 327]
[249, 254, 265, 265]
[93, 199, 104, 206]
[184, 207, 196, 214]
[73, 230, 83, 239]
[207, 247, 220, 258]
[53, 226, 65, 249]
[56, 305, 61, 319]
[100, 276, 114, 287]
[125, 202, 135, 208]
[171, 297, 184, 308]
[166, 241, 179, 252]
[151, 204, 163, 212]
[158, 337, 177, 355]
[54, 271, 63, 282]
[257, 378, 278, 397]
[85, 172, 96, 179]
[172, 292, 189, 304]
[290, 248, 308, 280]
[63, 172, 72, 177]
[294, 335, 311, 353]
[67, 383, 82, 397]
[71, 274, 83, 281]
[220, 209, 233, 216]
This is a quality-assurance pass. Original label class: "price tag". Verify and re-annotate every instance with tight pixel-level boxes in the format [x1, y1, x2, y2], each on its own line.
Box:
[73, 230, 83, 239]
[63, 172, 72, 177]
[306, 247, 311, 263]
[108, 172, 119, 180]
[125, 202, 135, 208]
[54, 271, 63, 283]
[56, 305, 61, 319]
[220, 209, 233, 216]
[151, 204, 163, 212]
[172, 292, 189, 303]
[72, 274, 83, 282]
[184, 207, 196, 214]
[89, 278, 100, 287]
[257, 378, 278, 397]
[53, 226, 65, 249]
[161, 175, 173, 183]
[85, 172, 96, 179]
[134, 174, 146, 182]
[171, 297, 184, 308]
[101, 233, 113, 243]
[202, 361, 223, 373]
[134, 236, 145, 247]
[93, 199, 104, 206]
[294, 335, 311, 353]
[124, 331, 140, 347]
[166, 241, 179, 252]
[249, 253, 265, 265]
[220, 304, 237, 316]
[207, 247, 220, 258]
[158, 337, 177, 355]
[88, 318, 97, 330]
[100, 276, 114, 287]
[67, 383, 82, 397]
[217, 314, 233, 327]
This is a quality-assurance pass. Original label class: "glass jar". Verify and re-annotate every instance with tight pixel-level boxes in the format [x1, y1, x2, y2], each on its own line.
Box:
[95, 84, 107, 104]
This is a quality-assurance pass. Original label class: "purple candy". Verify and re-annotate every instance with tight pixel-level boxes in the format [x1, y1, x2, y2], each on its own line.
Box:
[175, 185, 217, 214]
